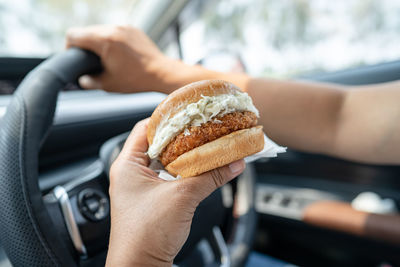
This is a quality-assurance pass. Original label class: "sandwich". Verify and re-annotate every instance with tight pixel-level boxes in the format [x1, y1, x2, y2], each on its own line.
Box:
[147, 80, 264, 178]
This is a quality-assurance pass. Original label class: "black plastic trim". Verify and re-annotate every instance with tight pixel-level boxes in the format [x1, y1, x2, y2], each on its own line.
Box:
[303, 60, 400, 85]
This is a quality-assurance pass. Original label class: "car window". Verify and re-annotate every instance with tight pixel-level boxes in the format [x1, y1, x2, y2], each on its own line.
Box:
[175, 0, 400, 77]
[0, 0, 142, 57]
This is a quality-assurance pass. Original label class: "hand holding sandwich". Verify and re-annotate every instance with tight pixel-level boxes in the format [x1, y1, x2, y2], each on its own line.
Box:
[106, 119, 245, 267]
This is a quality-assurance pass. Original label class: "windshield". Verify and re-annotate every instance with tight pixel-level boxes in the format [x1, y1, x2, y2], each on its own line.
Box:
[0, 0, 141, 57]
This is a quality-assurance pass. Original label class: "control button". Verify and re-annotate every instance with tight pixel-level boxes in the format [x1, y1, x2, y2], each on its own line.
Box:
[263, 194, 272, 203]
[281, 196, 291, 207]
[78, 189, 109, 222]
[86, 197, 100, 213]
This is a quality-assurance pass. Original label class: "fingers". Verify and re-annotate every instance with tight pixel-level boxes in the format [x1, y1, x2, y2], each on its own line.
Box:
[79, 74, 104, 90]
[180, 159, 246, 203]
[66, 25, 109, 56]
[109, 118, 156, 189]
[119, 118, 151, 165]
[66, 26, 105, 90]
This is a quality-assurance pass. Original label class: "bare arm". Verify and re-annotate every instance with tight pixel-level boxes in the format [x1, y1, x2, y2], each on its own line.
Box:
[247, 78, 400, 165]
[67, 25, 400, 165]
[333, 81, 400, 164]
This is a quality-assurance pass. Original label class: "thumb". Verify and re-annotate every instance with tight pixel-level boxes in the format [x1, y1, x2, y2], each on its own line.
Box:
[79, 74, 103, 90]
[181, 159, 246, 203]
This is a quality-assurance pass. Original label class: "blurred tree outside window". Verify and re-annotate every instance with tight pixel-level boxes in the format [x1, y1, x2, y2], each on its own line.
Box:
[177, 0, 400, 78]
[1, 0, 400, 78]
[0, 0, 141, 57]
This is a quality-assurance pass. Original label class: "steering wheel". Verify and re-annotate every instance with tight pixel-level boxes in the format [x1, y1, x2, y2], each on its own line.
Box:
[0, 48, 257, 267]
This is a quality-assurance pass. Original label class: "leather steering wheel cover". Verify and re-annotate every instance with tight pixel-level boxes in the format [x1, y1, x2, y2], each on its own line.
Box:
[0, 48, 101, 267]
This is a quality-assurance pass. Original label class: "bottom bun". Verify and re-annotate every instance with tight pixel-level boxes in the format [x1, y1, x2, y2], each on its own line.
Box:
[165, 126, 264, 178]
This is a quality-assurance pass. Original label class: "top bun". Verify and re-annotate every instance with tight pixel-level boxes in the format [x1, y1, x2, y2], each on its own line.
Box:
[147, 80, 241, 145]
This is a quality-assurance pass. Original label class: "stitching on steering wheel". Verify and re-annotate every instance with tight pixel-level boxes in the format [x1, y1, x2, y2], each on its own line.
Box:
[18, 94, 61, 266]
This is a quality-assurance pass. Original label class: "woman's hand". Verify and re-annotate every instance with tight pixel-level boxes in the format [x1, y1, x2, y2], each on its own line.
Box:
[106, 119, 245, 266]
[66, 25, 182, 93]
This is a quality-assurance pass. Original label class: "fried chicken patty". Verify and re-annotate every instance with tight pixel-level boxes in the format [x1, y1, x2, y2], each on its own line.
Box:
[160, 111, 258, 166]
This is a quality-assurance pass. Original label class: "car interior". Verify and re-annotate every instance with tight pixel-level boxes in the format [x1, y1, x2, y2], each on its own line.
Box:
[0, 0, 400, 266]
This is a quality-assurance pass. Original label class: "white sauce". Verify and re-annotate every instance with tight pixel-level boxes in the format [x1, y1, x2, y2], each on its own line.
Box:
[147, 91, 259, 159]
[184, 128, 191, 136]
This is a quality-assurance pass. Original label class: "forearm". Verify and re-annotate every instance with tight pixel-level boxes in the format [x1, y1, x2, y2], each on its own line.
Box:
[245, 78, 400, 164]
[332, 81, 400, 164]
[245, 78, 347, 153]
[247, 79, 400, 164]
[158, 59, 250, 94]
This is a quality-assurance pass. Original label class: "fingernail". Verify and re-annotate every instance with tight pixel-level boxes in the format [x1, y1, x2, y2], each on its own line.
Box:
[229, 160, 244, 174]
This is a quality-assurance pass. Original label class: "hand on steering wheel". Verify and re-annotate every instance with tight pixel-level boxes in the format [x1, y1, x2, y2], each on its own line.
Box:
[106, 119, 246, 266]
[66, 25, 177, 93]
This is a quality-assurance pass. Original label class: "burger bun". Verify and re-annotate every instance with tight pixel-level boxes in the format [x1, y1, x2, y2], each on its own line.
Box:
[166, 126, 264, 178]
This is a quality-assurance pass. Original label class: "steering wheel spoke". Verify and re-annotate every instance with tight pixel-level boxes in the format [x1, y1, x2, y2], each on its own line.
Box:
[44, 160, 110, 259]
